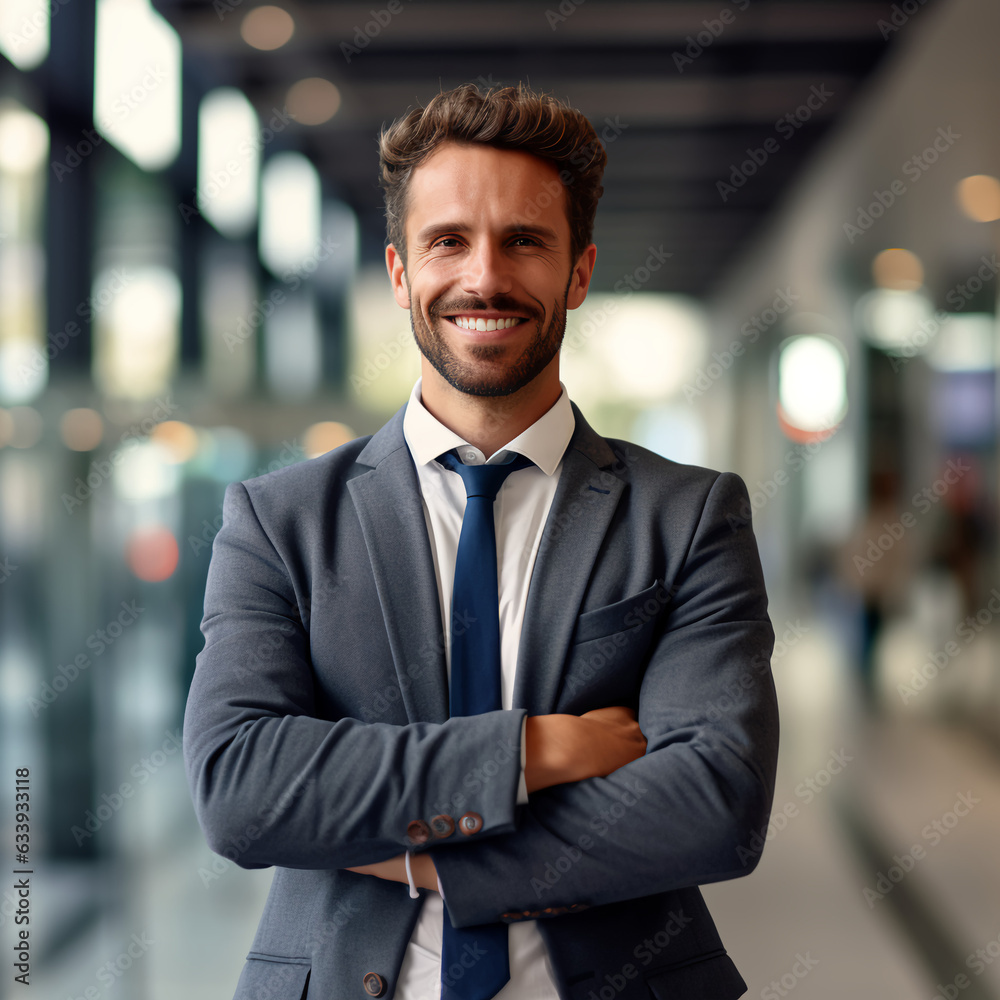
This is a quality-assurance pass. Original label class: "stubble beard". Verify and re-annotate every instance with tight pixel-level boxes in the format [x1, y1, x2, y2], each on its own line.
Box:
[410, 286, 569, 398]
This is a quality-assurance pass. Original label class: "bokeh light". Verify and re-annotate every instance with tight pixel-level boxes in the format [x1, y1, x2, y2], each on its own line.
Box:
[126, 525, 180, 582]
[59, 408, 104, 451]
[113, 441, 180, 501]
[872, 247, 924, 290]
[777, 335, 848, 439]
[197, 88, 259, 238]
[0, 0, 49, 69]
[287, 78, 341, 126]
[94, 0, 181, 170]
[151, 420, 199, 463]
[259, 152, 321, 277]
[303, 421, 355, 459]
[856, 288, 936, 354]
[956, 174, 1000, 222]
[240, 5, 294, 50]
[0, 105, 49, 175]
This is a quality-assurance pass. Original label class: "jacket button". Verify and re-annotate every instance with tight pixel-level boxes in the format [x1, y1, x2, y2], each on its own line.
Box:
[457, 811, 483, 835]
[430, 814, 455, 838]
[363, 971, 386, 996]
[406, 820, 430, 845]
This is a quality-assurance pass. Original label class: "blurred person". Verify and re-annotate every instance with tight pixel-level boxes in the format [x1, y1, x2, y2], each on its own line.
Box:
[183, 83, 778, 1000]
[839, 468, 915, 706]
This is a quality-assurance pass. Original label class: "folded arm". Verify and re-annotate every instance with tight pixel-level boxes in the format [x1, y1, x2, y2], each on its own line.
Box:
[183, 481, 530, 870]
[351, 472, 778, 927]
[187, 471, 777, 920]
[347, 705, 649, 884]
[429, 471, 777, 925]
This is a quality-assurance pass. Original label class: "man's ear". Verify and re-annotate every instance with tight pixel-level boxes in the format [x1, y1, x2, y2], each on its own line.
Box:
[385, 244, 410, 309]
[567, 244, 597, 310]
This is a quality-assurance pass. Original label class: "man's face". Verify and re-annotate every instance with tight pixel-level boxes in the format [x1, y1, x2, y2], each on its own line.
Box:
[386, 141, 595, 397]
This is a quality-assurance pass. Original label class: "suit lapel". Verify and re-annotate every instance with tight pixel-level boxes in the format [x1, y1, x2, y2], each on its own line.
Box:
[348, 406, 449, 724]
[513, 404, 626, 716]
[348, 402, 627, 723]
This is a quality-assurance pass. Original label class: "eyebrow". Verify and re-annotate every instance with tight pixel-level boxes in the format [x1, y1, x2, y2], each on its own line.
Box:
[414, 222, 562, 246]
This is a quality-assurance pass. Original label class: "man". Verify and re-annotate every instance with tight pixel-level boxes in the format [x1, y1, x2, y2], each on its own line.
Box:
[184, 83, 778, 1000]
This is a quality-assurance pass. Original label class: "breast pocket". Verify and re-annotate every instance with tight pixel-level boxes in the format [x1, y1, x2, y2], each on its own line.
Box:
[557, 580, 668, 713]
[234, 954, 311, 999]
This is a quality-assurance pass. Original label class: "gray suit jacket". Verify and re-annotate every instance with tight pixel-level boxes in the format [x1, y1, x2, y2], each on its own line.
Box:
[183, 401, 778, 1000]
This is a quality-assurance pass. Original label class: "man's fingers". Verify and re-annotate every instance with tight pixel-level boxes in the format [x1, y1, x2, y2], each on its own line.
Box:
[576, 706, 647, 772]
[581, 705, 637, 725]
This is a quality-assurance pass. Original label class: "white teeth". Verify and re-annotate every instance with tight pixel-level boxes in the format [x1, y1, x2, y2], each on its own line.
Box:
[452, 316, 522, 330]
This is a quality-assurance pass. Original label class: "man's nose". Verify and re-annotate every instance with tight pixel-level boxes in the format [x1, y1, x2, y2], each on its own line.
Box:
[460, 242, 513, 300]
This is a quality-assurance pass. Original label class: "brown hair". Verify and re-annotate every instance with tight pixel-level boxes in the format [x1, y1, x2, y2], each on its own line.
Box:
[378, 83, 606, 265]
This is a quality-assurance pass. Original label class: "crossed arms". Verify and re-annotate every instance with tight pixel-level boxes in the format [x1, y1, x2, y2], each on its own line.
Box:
[347, 706, 650, 889]
[184, 468, 778, 927]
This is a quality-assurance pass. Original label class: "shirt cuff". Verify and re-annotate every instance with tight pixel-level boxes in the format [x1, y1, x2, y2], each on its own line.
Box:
[403, 850, 420, 899]
[516, 715, 528, 805]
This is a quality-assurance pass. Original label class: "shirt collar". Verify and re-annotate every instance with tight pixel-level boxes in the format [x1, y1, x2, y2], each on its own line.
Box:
[402, 377, 575, 475]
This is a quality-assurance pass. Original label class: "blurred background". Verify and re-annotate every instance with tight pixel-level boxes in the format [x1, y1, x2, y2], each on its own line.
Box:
[1, 0, 999, 996]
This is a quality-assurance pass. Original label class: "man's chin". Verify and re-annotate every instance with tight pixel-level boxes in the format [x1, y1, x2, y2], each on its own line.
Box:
[432, 363, 536, 398]
[444, 378, 525, 398]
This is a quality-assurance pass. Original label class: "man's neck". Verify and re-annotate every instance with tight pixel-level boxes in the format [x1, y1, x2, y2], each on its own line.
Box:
[418, 363, 561, 457]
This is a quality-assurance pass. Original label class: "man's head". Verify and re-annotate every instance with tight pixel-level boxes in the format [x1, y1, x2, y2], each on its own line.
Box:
[380, 84, 606, 400]
[378, 83, 607, 267]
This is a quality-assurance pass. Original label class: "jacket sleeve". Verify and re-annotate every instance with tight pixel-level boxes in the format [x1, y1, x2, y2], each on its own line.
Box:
[183, 480, 526, 871]
[430, 471, 780, 927]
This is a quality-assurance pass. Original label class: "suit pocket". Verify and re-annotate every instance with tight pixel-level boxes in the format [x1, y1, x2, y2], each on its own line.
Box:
[572, 580, 668, 644]
[234, 954, 311, 999]
[644, 949, 747, 999]
[558, 581, 668, 712]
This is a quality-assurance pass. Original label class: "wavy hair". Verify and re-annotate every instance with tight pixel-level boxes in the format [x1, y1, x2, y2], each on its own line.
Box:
[378, 83, 606, 264]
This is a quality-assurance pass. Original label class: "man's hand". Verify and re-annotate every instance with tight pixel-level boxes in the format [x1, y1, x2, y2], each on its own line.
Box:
[345, 709, 646, 833]
[346, 707, 645, 883]
[347, 851, 439, 891]
[525, 705, 646, 793]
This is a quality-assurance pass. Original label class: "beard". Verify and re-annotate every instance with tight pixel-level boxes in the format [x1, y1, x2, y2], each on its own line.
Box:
[409, 286, 569, 397]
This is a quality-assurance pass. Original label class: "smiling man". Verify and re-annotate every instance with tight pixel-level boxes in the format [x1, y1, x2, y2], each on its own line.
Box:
[387, 139, 593, 458]
[184, 83, 778, 1000]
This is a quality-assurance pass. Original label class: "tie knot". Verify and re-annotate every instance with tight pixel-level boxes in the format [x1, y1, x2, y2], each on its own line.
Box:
[437, 450, 533, 501]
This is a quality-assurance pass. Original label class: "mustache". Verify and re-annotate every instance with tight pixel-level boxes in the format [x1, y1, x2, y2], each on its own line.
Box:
[428, 295, 541, 320]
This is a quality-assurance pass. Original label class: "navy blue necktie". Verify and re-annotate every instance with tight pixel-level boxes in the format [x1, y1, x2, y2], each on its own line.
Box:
[435, 448, 532, 1000]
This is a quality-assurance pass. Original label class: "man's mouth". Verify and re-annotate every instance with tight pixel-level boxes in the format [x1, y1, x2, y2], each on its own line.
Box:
[447, 315, 528, 332]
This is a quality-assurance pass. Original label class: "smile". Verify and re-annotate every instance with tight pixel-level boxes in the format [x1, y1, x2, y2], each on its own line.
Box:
[448, 315, 526, 332]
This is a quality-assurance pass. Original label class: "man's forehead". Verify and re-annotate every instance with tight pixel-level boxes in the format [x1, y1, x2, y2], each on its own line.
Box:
[404, 142, 569, 232]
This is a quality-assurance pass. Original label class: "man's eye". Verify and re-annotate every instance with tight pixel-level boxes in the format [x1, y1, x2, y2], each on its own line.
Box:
[434, 237, 461, 248]
[512, 236, 540, 247]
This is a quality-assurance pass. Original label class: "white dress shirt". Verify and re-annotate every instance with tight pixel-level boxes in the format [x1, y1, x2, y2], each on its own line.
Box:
[394, 377, 573, 1000]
